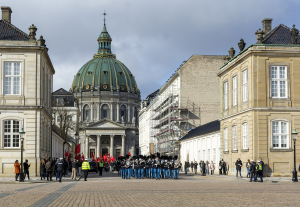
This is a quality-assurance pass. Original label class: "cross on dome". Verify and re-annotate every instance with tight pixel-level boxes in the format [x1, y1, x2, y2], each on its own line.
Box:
[102, 11, 108, 26]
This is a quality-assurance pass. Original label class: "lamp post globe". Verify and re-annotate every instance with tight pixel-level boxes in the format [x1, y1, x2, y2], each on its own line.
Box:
[19, 127, 26, 182]
[292, 127, 298, 182]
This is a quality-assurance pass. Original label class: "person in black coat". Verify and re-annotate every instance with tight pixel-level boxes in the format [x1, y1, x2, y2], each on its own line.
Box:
[40, 159, 46, 180]
[201, 161, 206, 176]
[249, 160, 257, 182]
[235, 158, 243, 178]
[56, 158, 64, 182]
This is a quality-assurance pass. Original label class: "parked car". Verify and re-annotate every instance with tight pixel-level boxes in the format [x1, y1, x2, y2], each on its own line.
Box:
[89, 161, 98, 173]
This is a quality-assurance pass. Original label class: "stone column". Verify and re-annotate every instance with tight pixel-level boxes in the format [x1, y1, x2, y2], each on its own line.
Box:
[97, 104, 100, 120]
[91, 104, 94, 121]
[128, 104, 131, 123]
[110, 135, 114, 157]
[96, 135, 101, 158]
[85, 136, 89, 158]
[110, 103, 113, 121]
[117, 103, 120, 122]
[121, 135, 126, 156]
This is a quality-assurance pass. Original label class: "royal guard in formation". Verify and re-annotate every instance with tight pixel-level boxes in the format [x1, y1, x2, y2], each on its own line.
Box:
[119, 153, 182, 180]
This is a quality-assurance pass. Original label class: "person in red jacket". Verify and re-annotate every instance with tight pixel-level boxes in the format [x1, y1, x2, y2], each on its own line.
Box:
[14, 160, 20, 181]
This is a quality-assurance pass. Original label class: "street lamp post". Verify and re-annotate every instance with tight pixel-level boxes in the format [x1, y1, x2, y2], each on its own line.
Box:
[19, 126, 26, 182]
[292, 127, 298, 182]
[75, 131, 79, 159]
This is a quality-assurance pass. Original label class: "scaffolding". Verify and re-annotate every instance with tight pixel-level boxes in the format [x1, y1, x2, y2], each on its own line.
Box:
[148, 77, 201, 157]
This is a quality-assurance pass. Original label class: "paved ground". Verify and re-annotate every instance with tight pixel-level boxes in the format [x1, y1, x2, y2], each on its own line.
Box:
[0, 171, 299, 207]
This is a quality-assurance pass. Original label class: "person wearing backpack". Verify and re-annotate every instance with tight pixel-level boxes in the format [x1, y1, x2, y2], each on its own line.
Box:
[255, 160, 263, 182]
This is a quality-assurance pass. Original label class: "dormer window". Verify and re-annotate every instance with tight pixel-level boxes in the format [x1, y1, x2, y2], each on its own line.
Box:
[119, 72, 123, 76]
[87, 71, 92, 75]
[103, 71, 108, 75]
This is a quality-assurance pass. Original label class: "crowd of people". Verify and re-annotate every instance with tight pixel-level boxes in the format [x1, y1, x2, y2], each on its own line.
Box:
[183, 159, 227, 176]
[237, 158, 265, 182]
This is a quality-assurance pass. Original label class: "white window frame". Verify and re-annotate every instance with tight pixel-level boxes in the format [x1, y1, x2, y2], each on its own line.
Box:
[232, 76, 237, 106]
[272, 120, 289, 149]
[232, 125, 237, 150]
[4, 62, 21, 95]
[224, 128, 228, 151]
[243, 123, 248, 149]
[271, 66, 287, 98]
[224, 81, 228, 110]
[3, 120, 20, 148]
[242, 69, 248, 102]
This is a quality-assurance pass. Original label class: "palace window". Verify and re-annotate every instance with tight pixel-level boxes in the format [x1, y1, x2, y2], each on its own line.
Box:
[224, 81, 228, 110]
[67, 116, 72, 122]
[243, 123, 248, 149]
[271, 66, 287, 98]
[57, 115, 61, 122]
[4, 62, 21, 95]
[232, 125, 237, 150]
[224, 128, 228, 151]
[272, 121, 289, 148]
[232, 76, 237, 106]
[3, 120, 20, 148]
[242, 70, 248, 102]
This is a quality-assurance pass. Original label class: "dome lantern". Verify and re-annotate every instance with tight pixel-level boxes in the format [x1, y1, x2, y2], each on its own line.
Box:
[96, 11, 112, 56]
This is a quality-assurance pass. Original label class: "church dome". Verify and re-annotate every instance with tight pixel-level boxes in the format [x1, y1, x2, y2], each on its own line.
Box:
[71, 24, 139, 94]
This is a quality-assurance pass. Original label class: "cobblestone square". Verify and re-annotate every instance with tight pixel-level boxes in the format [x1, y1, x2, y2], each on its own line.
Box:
[0, 172, 299, 207]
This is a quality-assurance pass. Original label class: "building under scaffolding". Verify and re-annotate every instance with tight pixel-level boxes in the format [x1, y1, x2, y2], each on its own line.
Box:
[140, 55, 225, 158]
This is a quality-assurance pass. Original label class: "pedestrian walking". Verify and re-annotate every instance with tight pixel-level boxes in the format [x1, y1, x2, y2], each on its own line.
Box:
[56, 158, 64, 183]
[194, 161, 198, 174]
[14, 160, 20, 181]
[63, 158, 68, 176]
[255, 160, 263, 182]
[45, 158, 53, 181]
[205, 161, 209, 175]
[235, 158, 243, 178]
[210, 161, 215, 175]
[71, 159, 78, 180]
[218, 161, 222, 175]
[201, 161, 206, 176]
[23, 159, 31, 181]
[191, 161, 194, 172]
[98, 159, 104, 176]
[200, 160, 203, 174]
[246, 159, 251, 178]
[259, 158, 265, 178]
[184, 161, 188, 174]
[249, 160, 257, 182]
[40, 159, 46, 180]
[222, 159, 227, 175]
[78, 159, 82, 176]
[82, 159, 91, 181]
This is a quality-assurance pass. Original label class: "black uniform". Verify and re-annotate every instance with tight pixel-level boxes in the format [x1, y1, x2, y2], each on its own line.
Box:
[56, 160, 64, 182]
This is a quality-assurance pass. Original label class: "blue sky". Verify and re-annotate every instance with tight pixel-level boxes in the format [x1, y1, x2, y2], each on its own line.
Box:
[2, 0, 300, 99]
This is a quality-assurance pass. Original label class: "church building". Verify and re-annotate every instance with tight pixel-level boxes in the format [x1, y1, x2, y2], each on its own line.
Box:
[71, 17, 141, 159]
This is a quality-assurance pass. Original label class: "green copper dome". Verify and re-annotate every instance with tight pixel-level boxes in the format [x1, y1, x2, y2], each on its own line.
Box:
[71, 25, 139, 93]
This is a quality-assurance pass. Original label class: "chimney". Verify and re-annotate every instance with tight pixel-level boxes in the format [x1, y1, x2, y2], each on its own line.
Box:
[262, 18, 273, 35]
[1, 6, 12, 23]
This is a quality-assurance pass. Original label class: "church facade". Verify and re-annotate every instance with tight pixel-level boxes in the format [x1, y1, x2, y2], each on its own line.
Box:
[71, 21, 141, 159]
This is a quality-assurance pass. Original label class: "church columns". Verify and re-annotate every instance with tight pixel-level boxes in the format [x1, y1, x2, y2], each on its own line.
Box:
[85, 136, 90, 158]
[97, 104, 100, 120]
[128, 104, 131, 123]
[97, 135, 101, 158]
[121, 135, 126, 156]
[91, 104, 93, 121]
[110, 135, 114, 157]
[110, 103, 113, 121]
[117, 103, 120, 122]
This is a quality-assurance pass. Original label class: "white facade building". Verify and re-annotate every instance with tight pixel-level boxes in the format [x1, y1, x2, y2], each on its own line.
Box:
[180, 120, 220, 168]
[0, 7, 54, 176]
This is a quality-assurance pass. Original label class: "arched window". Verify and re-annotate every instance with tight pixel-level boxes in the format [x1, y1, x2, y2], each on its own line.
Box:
[83, 105, 90, 121]
[120, 105, 126, 122]
[101, 104, 109, 119]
